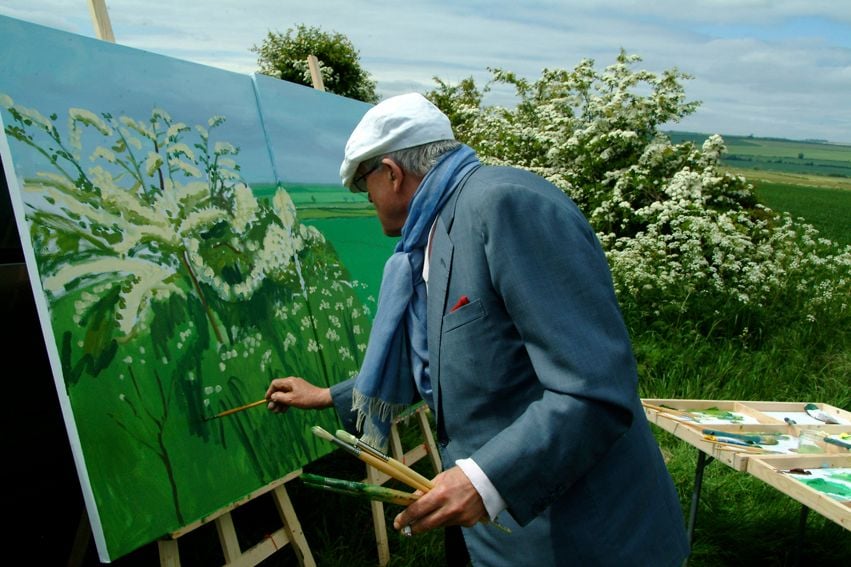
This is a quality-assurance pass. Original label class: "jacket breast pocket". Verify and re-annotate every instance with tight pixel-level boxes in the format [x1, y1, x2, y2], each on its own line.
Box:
[442, 298, 485, 332]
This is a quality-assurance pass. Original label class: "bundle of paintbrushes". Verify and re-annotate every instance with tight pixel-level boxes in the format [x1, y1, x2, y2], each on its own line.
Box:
[309, 426, 512, 533]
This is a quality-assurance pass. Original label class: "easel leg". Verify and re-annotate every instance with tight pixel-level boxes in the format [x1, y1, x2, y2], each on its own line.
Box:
[215, 511, 242, 563]
[366, 408, 442, 566]
[684, 451, 713, 566]
[367, 462, 391, 566]
[389, 421, 405, 464]
[417, 407, 442, 472]
[272, 484, 316, 567]
[67, 508, 91, 567]
[158, 539, 180, 567]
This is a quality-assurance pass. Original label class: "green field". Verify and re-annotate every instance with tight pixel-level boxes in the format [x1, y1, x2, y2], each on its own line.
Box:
[667, 131, 851, 180]
[752, 180, 851, 246]
[665, 131, 851, 246]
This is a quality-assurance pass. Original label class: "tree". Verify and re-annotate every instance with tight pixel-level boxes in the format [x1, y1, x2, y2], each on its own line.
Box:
[252, 24, 378, 103]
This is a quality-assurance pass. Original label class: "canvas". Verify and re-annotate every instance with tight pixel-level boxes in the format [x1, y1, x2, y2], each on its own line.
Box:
[0, 15, 391, 561]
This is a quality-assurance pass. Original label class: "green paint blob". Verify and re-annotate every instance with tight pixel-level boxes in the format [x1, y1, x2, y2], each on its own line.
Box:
[799, 477, 851, 500]
[692, 407, 745, 422]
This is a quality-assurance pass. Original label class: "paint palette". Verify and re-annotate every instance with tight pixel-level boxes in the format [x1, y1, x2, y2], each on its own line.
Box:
[643, 399, 850, 468]
[642, 398, 851, 531]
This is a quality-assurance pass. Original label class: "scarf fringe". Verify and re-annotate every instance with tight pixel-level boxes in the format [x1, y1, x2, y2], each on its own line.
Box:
[352, 389, 409, 451]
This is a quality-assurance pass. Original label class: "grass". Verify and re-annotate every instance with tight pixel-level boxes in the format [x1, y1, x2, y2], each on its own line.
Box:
[727, 167, 851, 191]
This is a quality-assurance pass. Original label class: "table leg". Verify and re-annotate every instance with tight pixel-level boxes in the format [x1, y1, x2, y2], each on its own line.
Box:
[793, 505, 809, 566]
[686, 451, 714, 554]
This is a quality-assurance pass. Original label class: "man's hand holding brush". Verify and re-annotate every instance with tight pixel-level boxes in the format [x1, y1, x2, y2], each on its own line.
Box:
[392, 466, 488, 536]
[265, 376, 333, 412]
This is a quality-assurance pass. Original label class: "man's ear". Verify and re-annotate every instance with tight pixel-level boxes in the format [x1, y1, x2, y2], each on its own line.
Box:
[382, 158, 404, 193]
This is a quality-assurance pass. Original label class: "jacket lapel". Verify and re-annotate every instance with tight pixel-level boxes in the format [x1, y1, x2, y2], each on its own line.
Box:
[427, 216, 452, 428]
[427, 183, 465, 430]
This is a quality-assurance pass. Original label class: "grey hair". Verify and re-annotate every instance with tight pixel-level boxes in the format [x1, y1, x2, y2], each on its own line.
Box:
[359, 139, 462, 178]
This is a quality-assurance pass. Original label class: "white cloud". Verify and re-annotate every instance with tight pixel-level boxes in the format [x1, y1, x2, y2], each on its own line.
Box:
[0, 0, 849, 142]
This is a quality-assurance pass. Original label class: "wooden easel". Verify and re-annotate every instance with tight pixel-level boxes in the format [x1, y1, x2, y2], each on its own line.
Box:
[306, 55, 326, 92]
[364, 403, 442, 566]
[87, 0, 115, 43]
[69, 470, 315, 566]
[158, 469, 315, 567]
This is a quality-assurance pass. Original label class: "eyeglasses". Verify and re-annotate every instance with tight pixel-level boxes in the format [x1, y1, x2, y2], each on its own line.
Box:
[352, 163, 382, 192]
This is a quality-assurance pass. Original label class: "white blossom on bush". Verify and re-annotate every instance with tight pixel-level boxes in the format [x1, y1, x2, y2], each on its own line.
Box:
[428, 51, 850, 338]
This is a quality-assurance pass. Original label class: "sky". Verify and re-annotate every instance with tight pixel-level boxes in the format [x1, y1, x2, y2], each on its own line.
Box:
[1, 0, 850, 144]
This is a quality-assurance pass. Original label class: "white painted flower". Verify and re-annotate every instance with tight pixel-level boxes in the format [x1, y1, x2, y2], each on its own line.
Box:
[214, 141, 237, 155]
[232, 183, 259, 233]
[283, 333, 297, 351]
[69, 108, 112, 136]
[273, 188, 297, 229]
[91, 146, 117, 163]
[166, 122, 189, 139]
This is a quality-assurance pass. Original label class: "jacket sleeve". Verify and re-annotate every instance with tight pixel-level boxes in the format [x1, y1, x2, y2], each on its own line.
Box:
[329, 377, 359, 434]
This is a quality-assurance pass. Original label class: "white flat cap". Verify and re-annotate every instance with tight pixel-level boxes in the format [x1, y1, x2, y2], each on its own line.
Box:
[339, 93, 454, 190]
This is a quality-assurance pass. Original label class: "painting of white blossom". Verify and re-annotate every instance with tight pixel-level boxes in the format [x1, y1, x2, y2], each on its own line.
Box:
[0, 15, 384, 562]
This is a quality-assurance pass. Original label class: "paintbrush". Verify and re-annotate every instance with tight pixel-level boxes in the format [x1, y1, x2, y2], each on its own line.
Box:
[701, 435, 766, 453]
[822, 435, 851, 450]
[701, 429, 780, 445]
[641, 402, 697, 421]
[793, 428, 851, 450]
[784, 416, 850, 450]
[335, 430, 435, 491]
[205, 398, 267, 420]
[804, 403, 841, 424]
[300, 473, 419, 506]
[311, 426, 432, 492]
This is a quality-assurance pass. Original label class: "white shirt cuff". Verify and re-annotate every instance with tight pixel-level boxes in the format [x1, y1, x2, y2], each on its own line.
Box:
[455, 458, 508, 520]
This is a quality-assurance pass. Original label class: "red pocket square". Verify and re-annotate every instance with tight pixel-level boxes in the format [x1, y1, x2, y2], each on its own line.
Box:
[450, 295, 470, 312]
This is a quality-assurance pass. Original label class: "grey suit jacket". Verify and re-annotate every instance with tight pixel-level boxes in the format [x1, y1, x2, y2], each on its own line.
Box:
[335, 165, 689, 566]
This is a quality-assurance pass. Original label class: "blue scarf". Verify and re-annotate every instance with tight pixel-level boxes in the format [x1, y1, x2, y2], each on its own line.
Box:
[352, 144, 480, 449]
